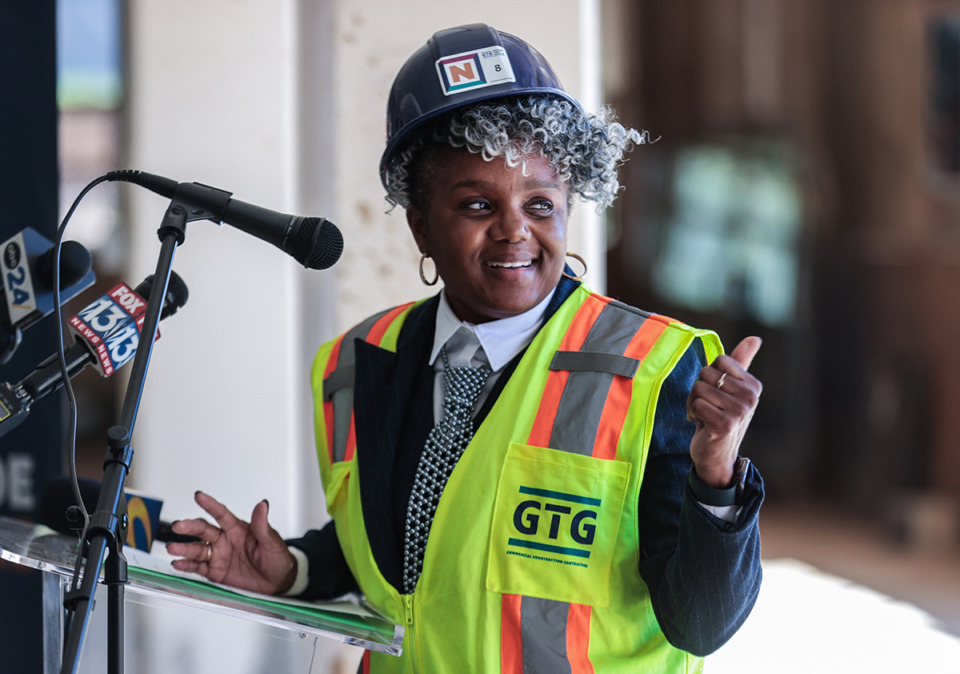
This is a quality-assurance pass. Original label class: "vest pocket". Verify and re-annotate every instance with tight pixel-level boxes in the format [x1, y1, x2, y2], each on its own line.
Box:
[485, 442, 630, 608]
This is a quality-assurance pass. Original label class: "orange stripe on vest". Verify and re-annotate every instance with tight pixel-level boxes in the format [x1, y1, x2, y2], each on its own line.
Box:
[367, 302, 415, 345]
[528, 294, 610, 447]
[592, 317, 669, 461]
[567, 603, 595, 673]
[500, 593, 524, 674]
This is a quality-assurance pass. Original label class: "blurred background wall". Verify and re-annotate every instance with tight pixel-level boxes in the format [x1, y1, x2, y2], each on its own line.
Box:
[4, 0, 960, 671]
[605, 0, 960, 534]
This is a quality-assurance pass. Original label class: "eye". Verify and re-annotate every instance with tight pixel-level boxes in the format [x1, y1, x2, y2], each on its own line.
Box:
[461, 198, 492, 212]
[526, 199, 554, 216]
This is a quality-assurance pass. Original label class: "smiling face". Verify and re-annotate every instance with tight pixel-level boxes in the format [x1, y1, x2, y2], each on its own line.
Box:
[406, 148, 570, 324]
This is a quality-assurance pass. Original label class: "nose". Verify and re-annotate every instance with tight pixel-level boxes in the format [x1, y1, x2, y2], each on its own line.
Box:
[491, 205, 530, 243]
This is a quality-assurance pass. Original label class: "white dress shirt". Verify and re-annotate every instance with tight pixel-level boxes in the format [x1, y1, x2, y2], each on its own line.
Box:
[428, 288, 555, 421]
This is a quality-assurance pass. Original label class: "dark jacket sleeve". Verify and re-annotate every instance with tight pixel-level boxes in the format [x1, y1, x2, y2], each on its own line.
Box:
[636, 339, 764, 656]
[285, 520, 360, 600]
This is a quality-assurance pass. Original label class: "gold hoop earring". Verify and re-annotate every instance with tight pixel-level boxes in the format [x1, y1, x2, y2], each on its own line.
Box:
[419, 254, 439, 286]
[562, 252, 587, 282]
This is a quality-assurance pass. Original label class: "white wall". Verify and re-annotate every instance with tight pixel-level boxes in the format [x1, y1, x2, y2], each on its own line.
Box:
[122, 1, 601, 671]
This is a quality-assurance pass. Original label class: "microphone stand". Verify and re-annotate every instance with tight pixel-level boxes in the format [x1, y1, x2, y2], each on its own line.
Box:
[58, 190, 224, 673]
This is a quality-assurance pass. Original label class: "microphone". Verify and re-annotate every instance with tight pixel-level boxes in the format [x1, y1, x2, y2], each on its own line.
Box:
[0, 228, 96, 363]
[0, 272, 188, 439]
[40, 476, 201, 550]
[67, 279, 155, 377]
[105, 169, 344, 270]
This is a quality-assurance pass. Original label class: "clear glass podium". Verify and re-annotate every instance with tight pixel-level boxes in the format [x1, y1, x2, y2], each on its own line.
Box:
[0, 515, 403, 673]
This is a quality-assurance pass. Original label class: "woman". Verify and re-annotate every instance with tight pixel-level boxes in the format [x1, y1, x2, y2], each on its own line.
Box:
[168, 23, 764, 673]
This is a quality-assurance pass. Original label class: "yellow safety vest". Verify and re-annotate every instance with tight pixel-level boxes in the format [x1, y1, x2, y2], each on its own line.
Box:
[311, 285, 722, 673]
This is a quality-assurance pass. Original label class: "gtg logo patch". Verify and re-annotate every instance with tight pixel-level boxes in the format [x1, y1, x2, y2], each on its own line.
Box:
[486, 444, 628, 605]
[507, 486, 599, 565]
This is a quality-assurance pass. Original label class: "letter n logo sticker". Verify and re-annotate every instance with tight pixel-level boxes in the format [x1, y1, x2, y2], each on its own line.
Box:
[438, 52, 484, 93]
[435, 46, 516, 96]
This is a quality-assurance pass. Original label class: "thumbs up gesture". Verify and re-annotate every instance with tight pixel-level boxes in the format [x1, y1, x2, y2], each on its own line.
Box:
[686, 336, 763, 488]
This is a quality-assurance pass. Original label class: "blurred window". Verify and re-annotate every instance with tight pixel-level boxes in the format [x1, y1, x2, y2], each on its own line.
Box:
[57, 0, 125, 275]
[928, 14, 960, 187]
[57, 0, 125, 457]
[649, 141, 802, 327]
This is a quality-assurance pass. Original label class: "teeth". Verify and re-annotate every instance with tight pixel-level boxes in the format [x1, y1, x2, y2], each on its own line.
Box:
[488, 260, 532, 269]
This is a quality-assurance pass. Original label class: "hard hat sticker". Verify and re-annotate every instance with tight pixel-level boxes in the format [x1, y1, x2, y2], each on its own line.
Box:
[436, 46, 516, 96]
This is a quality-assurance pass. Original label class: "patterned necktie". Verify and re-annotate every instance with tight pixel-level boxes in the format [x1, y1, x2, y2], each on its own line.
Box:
[402, 346, 491, 594]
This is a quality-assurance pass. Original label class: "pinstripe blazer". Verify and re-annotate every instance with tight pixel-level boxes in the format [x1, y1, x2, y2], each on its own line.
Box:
[287, 277, 764, 656]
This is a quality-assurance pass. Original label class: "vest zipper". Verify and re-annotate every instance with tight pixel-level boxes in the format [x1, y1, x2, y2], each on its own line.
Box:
[402, 593, 416, 669]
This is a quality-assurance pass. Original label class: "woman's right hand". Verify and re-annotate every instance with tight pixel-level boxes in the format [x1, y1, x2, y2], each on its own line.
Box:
[165, 491, 298, 596]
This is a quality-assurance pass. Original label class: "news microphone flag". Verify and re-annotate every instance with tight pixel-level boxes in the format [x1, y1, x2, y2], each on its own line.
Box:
[2, 230, 41, 325]
[68, 282, 157, 377]
[1, 227, 95, 329]
[125, 492, 164, 551]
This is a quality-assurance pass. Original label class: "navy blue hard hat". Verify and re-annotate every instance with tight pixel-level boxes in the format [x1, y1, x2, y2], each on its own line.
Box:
[379, 23, 581, 188]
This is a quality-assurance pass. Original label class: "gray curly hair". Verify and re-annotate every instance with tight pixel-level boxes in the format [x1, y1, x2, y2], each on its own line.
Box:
[383, 95, 654, 213]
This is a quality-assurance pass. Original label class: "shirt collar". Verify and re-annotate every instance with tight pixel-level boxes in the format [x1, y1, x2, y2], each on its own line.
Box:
[430, 289, 556, 372]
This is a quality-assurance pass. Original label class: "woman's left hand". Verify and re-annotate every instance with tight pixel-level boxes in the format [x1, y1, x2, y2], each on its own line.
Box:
[686, 336, 763, 488]
[165, 491, 298, 596]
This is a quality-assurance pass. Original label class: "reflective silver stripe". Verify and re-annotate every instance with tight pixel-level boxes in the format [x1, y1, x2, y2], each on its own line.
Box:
[322, 365, 355, 401]
[548, 302, 648, 456]
[584, 301, 650, 354]
[521, 596, 572, 674]
[327, 308, 396, 462]
[549, 351, 640, 378]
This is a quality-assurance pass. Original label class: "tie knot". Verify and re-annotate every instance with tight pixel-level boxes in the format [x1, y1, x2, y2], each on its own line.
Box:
[444, 326, 488, 369]
[440, 348, 490, 411]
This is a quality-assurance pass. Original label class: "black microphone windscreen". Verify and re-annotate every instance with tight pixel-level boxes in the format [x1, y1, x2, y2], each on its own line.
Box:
[162, 271, 189, 316]
[294, 218, 343, 270]
[134, 271, 190, 320]
[34, 241, 93, 290]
